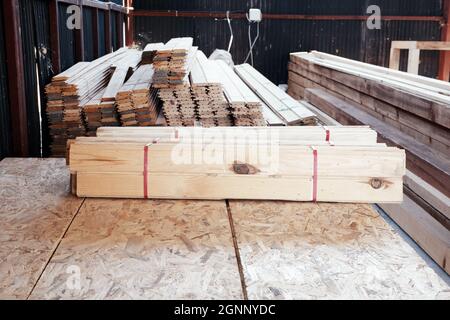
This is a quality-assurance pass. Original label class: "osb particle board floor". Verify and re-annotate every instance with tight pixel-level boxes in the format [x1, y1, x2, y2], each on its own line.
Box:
[0, 158, 449, 300]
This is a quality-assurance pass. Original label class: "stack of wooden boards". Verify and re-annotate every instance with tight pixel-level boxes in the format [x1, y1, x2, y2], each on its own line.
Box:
[84, 50, 142, 135]
[68, 126, 405, 203]
[115, 64, 161, 126]
[45, 48, 140, 155]
[216, 61, 266, 126]
[288, 51, 450, 199]
[153, 37, 194, 88]
[190, 51, 233, 127]
[235, 63, 317, 126]
[287, 51, 450, 273]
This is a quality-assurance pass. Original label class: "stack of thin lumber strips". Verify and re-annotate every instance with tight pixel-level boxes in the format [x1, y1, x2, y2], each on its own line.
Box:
[288, 51, 450, 273]
[116, 64, 161, 126]
[216, 60, 266, 126]
[235, 63, 317, 126]
[288, 51, 450, 199]
[68, 126, 405, 203]
[153, 38, 194, 88]
[190, 51, 233, 127]
[45, 48, 138, 155]
[84, 50, 142, 135]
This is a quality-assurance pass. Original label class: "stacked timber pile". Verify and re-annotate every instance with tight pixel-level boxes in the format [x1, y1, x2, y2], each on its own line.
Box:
[141, 42, 165, 64]
[190, 51, 233, 127]
[235, 63, 317, 126]
[69, 126, 405, 203]
[116, 64, 161, 126]
[153, 37, 194, 88]
[84, 50, 142, 134]
[288, 51, 450, 198]
[287, 51, 450, 273]
[45, 48, 132, 156]
[157, 45, 198, 126]
[216, 61, 266, 126]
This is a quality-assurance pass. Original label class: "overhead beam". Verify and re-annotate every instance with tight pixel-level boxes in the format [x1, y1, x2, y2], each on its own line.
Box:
[2, 0, 29, 156]
[130, 10, 445, 23]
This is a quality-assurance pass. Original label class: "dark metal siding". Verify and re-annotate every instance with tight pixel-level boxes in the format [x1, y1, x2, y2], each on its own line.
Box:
[111, 11, 118, 50]
[18, 0, 53, 157]
[83, 7, 95, 61]
[0, 4, 12, 160]
[58, 2, 77, 71]
[98, 10, 107, 56]
[134, 0, 443, 84]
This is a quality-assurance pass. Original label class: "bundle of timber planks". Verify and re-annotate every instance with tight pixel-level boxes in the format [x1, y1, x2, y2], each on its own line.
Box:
[216, 61, 266, 126]
[235, 63, 317, 126]
[68, 126, 405, 203]
[45, 48, 138, 155]
[189, 51, 233, 127]
[115, 64, 161, 126]
[84, 50, 142, 134]
[287, 51, 450, 198]
[153, 37, 194, 88]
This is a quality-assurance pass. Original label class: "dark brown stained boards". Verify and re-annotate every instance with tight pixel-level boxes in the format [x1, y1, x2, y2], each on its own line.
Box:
[116, 64, 161, 126]
[215, 60, 266, 126]
[234, 63, 317, 126]
[142, 42, 165, 65]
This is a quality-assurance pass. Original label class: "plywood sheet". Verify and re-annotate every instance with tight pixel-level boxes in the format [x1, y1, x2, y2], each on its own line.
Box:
[30, 199, 242, 300]
[229, 201, 450, 300]
[0, 159, 83, 299]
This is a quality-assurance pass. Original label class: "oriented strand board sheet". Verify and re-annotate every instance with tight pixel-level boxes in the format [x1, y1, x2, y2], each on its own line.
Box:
[229, 201, 450, 300]
[0, 159, 84, 299]
[30, 199, 243, 300]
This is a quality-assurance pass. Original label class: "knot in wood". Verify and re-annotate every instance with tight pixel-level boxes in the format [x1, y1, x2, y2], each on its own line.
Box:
[370, 178, 383, 189]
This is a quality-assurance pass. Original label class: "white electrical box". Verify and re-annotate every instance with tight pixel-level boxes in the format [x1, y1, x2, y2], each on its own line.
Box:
[249, 8, 262, 22]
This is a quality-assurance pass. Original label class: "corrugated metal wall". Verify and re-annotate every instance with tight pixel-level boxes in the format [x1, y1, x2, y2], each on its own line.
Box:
[134, 0, 443, 84]
[58, 2, 77, 72]
[19, 0, 53, 157]
[83, 7, 95, 61]
[0, 4, 12, 160]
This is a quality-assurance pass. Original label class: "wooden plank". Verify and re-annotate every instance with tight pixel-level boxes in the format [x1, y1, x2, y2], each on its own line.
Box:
[291, 53, 450, 129]
[407, 49, 421, 75]
[304, 88, 450, 198]
[380, 196, 450, 275]
[404, 173, 450, 220]
[0, 159, 83, 299]
[392, 40, 450, 51]
[309, 50, 450, 94]
[234, 63, 317, 125]
[229, 200, 450, 298]
[29, 199, 243, 299]
[289, 65, 450, 155]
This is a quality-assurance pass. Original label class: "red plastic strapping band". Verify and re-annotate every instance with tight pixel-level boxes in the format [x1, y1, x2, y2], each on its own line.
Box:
[325, 130, 330, 142]
[143, 145, 150, 199]
[312, 148, 318, 202]
[175, 129, 179, 140]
